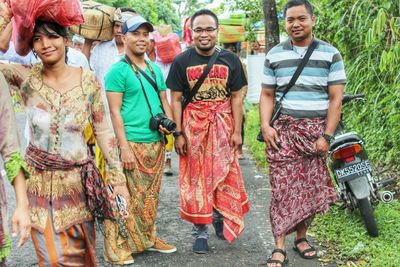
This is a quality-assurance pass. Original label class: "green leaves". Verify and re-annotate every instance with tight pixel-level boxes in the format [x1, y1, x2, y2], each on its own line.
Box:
[312, 0, 400, 172]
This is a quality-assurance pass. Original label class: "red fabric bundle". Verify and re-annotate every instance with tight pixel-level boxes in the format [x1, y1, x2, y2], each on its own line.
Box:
[10, 0, 84, 56]
[182, 17, 192, 47]
[153, 32, 182, 64]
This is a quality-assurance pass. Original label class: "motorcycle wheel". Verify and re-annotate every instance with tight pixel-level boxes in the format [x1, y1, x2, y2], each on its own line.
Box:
[357, 197, 379, 237]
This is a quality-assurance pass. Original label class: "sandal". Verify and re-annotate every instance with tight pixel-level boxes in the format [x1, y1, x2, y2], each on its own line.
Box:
[293, 237, 317, 259]
[266, 248, 288, 267]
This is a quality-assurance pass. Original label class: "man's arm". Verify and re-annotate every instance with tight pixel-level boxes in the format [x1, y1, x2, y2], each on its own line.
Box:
[171, 90, 183, 132]
[314, 84, 344, 154]
[230, 90, 243, 150]
[171, 90, 186, 155]
[106, 91, 134, 170]
[325, 84, 344, 135]
[259, 87, 280, 150]
[159, 91, 173, 122]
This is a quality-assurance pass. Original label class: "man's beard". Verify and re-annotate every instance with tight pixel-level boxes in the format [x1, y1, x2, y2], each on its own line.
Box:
[197, 45, 214, 52]
[292, 31, 311, 42]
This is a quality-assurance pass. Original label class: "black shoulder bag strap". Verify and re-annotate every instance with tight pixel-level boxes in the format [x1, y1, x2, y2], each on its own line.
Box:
[257, 39, 318, 142]
[182, 47, 221, 111]
[276, 39, 318, 104]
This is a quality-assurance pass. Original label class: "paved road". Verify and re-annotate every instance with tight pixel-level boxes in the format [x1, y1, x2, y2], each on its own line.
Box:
[3, 113, 323, 266]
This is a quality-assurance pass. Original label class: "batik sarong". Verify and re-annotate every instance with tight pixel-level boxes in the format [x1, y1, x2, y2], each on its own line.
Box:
[103, 141, 164, 263]
[180, 99, 250, 244]
[31, 213, 96, 267]
[266, 115, 339, 240]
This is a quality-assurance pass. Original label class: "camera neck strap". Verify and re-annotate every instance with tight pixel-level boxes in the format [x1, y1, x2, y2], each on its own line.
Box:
[125, 55, 159, 93]
[182, 47, 221, 111]
[123, 55, 165, 116]
[277, 39, 318, 103]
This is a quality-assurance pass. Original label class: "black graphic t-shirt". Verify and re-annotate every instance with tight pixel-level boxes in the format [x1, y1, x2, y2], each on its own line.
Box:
[166, 48, 247, 101]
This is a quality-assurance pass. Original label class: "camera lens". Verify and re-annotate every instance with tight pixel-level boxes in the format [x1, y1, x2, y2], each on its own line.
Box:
[161, 118, 176, 132]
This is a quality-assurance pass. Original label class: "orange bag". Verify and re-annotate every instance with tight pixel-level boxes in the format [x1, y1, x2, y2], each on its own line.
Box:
[10, 0, 84, 56]
[153, 32, 182, 64]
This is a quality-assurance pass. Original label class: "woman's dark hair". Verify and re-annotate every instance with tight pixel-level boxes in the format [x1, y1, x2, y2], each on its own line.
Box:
[223, 43, 239, 53]
[191, 9, 219, 28]
[31, 20, 69, 63]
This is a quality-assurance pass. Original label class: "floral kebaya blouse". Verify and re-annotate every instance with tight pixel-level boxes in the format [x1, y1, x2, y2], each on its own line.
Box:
[0, 62, 126, 232]
[0, 74, 29, 260]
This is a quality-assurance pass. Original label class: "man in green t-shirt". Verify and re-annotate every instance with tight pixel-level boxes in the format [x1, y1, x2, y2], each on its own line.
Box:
[104, 15, 176, 265]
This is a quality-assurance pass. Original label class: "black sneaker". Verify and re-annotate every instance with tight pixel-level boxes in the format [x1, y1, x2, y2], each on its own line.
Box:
[193, 238, 209, 254]
[212, 221, 225, 240]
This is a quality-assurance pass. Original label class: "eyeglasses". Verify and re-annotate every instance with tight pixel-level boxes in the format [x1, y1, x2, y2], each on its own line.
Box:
[192, 27, 218, 34]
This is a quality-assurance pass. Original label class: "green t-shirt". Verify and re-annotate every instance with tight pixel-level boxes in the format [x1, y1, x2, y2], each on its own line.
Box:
[105, 60, 167, 143]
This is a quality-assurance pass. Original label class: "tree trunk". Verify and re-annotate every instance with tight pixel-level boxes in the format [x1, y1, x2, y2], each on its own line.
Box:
[262, 0, 280, 53]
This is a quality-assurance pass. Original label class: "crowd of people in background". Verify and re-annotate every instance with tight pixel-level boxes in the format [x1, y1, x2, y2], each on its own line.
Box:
[0, 0, 345, 266]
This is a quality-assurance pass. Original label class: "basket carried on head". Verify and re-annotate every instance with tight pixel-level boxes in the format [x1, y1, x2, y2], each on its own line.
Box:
[70, 1, 116, 41]
[218, 25, 245, 43]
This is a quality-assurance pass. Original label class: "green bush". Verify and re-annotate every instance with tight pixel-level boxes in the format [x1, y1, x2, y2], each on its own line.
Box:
[310, 202, 400, 266]
[311, 0, 400, 172]
[244, 104, 268, 172]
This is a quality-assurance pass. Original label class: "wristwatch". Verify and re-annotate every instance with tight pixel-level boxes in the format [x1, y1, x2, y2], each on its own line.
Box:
[173, 131, 183, 138]
[321, 132, 334, 144]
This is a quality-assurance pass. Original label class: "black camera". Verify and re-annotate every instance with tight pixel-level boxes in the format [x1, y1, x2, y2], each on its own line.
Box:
[149, 113, 176, 132]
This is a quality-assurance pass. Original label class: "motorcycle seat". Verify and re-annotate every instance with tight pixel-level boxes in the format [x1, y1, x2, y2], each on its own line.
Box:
[330, 132, 363, 151]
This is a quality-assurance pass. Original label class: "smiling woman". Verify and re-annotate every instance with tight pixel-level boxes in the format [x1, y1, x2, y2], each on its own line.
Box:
[31, 21, 69, 65]
[0, 11, 130, 266]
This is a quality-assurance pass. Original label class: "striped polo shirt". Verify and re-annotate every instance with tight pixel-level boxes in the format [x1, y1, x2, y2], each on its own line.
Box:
[262, 37, 346, 118]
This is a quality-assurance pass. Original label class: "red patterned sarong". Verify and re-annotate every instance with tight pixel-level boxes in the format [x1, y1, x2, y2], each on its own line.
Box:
[180, 99, 250, 243]
[266, 115, 339, 240]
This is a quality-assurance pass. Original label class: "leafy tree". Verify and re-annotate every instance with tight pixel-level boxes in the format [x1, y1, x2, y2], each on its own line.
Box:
[234, 0, 262, 41]
[173, 0, 210, 18]
[156, 0, 181, 32]
[311, 0, 400, 172]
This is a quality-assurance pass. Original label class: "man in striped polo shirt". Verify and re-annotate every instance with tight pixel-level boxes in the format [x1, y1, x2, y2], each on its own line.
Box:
[259, 0, 345, 266]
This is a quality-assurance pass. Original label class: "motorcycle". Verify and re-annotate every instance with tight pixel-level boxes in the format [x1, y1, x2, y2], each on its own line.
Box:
[328, 93, 395, 237]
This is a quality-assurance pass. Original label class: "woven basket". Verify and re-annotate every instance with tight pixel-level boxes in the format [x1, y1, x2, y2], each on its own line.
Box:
[70, 1, 115, 41]
[218, 25, 245, 43]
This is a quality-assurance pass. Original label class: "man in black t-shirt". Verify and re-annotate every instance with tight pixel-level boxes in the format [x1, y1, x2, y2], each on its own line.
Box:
[166, 9, 250, 254]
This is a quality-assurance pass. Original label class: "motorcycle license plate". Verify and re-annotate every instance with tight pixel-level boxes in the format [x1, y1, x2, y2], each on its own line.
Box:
[335, 160, 372, 181]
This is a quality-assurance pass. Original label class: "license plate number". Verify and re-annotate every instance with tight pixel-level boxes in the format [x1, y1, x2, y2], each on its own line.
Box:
[335, 160, 372, 181]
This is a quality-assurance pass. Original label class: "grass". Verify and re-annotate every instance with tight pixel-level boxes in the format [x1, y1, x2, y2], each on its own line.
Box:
[244, 105, 400, 267]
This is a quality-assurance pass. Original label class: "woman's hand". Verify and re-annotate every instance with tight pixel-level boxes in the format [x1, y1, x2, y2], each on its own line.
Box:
[11, 203, 31, 247]
[112, 184, 131, 213]
[120, 146, 135, 170]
